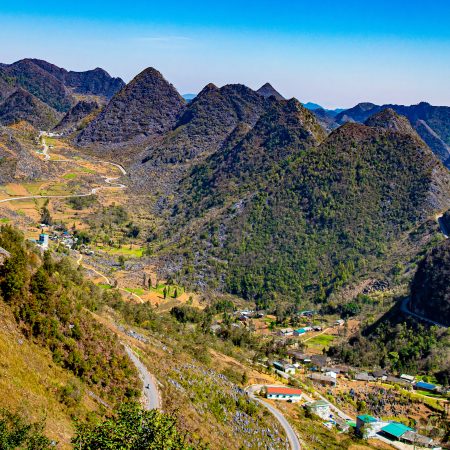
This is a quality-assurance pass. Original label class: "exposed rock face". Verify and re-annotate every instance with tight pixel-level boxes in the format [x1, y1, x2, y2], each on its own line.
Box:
[411, 239, 450, 327]
[311, 107, 339, 132]
[76, 67, 185, 146]
[0, 88, 61, 129]
[365, 108, 419, 136]
[54, 100, 101, 134]
[256, 82, 285, 100]
[335, 102, 380, 124]
[414, 119, 450, 166]
[0, 125, 52, 183]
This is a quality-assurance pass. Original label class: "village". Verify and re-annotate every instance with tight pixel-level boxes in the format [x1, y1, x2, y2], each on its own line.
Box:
[211, 308, 448, 449]
[19, 225, 450, 450]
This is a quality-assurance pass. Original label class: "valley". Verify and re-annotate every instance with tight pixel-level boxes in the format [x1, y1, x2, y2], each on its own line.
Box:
[0, 57, 449, 449]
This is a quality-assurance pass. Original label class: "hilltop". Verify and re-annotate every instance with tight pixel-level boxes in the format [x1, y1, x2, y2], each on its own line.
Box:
[333, 102, 450, 167]
[76, 67, 185, 147]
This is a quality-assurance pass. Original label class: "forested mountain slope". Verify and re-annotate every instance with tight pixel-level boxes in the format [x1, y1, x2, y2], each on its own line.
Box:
[411, 238, 450, 326]
[334, 102, 450, 167]
[168, 110, 450, 305]
[76, 67, 185, 147]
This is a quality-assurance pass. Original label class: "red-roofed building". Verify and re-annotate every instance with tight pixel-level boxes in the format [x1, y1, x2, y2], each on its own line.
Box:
[266, 386, 303, 402]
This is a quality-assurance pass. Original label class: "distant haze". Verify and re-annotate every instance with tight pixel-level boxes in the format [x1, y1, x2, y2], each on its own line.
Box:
[1, 0, 449, 109]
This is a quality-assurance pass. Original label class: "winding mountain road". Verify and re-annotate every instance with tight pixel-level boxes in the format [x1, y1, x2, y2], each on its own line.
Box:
[400, 297, 446, 328]
[246, 385, 301, 450]
[436, 213, 449, 239]
[0, 133, 127, 204]
[123, 344, 161, 410]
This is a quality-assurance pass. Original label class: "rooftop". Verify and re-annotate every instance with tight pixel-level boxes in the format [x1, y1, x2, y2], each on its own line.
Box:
[357, 414, 378, 424]
[414, 381, 436, 390]
[381, 422, 413, 438]
[266, 386, 302, 396]
[401, 431, 433, 446]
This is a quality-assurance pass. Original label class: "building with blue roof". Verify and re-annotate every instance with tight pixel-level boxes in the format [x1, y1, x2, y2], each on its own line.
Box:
[414, 381, 437, 392]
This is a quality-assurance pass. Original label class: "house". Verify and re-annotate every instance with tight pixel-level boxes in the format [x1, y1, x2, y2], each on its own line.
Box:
[321, 367, 340, 375]
[401, 431, 435, 448]
[305, 400, 331, 419]
[0, 247, 11, 265]
[38, 233, 49, 250]
[334, 319, 345, 326]
[313, 325, 323, 331]
[400, 374, 415, 383]
[309, 373, 337, 387]
[288, 351, 310, 362]
[310, 354, 329, 369]
[385, 375, 411, 387]
[299, 310, 315, 317]
[324, 371, 338, 380]
[414, 381, 437, 392]
[355, 372, 376, 382]
[356, 415, 385, 438]
[277, 327, 293, 337]
[380, 422, 413, 441]
[266, 386, 302, 402]
[293, 327, 312, 336]
[333, 365, 352, 375]
[293, 328, 307, 336]
[273, 361, 296, 375]
[371, 369, 388, 380]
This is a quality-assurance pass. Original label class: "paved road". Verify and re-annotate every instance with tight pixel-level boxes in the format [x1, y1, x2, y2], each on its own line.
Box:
[246, 385, 301, 450]
[436, 213, 449, 239]
[124, 344, 160, 410]
[400, 297, 446, 328]
[0, 133, 127, 204]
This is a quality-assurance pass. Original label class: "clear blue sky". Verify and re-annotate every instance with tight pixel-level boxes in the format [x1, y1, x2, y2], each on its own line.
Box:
[1, 0, 449, 108]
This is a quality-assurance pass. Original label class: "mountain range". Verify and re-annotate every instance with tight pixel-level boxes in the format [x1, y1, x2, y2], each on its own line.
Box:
[0, 58, 124, 129]
[1, 58, 449, 309]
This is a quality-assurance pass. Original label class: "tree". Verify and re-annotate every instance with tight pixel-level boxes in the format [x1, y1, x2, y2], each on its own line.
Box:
[0, 409, 52, 450]
[127, 224, 141, 239]
[72, 402, 190, 449]
[148, 277, 152, 289]
[40, 200, 52, 226]
[163, 287, 168, 299]
[173, 288, 178, 299]
[118, 255, 126, 270]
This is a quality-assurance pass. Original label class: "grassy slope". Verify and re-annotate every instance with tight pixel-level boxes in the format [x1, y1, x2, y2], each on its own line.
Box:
[0, 300, 97, 448]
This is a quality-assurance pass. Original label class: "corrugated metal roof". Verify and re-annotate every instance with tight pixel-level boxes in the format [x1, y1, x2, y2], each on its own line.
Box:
[415, 381, 436, 391]
[381, 422, 413, 438]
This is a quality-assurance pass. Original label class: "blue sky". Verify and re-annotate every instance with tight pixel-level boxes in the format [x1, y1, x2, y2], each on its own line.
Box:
[1, 1, 449, 108]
